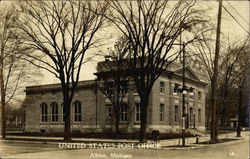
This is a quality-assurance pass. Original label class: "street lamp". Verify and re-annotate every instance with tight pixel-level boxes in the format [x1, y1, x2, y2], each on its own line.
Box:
[173, 84, 194, 146]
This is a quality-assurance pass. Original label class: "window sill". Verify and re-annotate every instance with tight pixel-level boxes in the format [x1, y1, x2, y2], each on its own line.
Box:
[73, 121, 83, 123]
[133, 93, 139, 96]
[120, 121, 128, 124]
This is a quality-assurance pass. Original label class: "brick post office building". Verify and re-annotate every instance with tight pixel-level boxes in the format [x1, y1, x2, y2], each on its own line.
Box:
[24, 61, 207, 134]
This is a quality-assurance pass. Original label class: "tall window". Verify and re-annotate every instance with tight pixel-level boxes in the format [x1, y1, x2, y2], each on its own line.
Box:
[73, 101, 82, 122]
[173, 83, 180, 95]
[160, 104, 164, 122]
[160, 81, 165, 94]
[106, 104, 112, 119]
[198, 91, 202, 100]
[189, 92, 194, 99]
[41, 103, 48, 122]
[61, 103, 65, 122]
[198, 109, 201, 123]
[120, 103, 128, 122]
[51, 102, 58, 122]
[135, 103, 141, 122]
[120, 80, 128, 94]
[190, 108, 193, 125]
[107, 107, 112, 119]
[174, 105, 178, 123]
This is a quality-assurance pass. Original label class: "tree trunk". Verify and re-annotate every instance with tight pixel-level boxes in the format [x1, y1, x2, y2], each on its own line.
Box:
[63, 90, 71, 141]
[0, 66, 6, 140]
[139, 95, 149, 143]
[236, 89, 242, 137]
[116, 78, 121, 138]
[215, 99, 219, 141]
[115, 102, 120, 138]
[0, 39, 6, 140]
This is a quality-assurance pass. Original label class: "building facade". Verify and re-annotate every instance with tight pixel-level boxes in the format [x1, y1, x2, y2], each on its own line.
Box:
[24, 62, 207, 133]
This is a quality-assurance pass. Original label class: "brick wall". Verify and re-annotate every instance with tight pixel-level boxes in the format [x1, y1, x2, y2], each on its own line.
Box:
[24, 73, 206, 133]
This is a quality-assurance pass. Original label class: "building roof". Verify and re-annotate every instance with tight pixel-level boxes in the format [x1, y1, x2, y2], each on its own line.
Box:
[171, 65, 208, 86]
[25, 80, 96, 93]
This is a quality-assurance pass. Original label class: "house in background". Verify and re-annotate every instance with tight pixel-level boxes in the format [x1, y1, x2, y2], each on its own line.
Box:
[23, 61, 207, 134]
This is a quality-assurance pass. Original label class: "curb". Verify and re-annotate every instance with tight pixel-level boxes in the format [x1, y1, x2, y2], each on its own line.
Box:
[160, 145, 202, 150]
[1, 132, 248, 149]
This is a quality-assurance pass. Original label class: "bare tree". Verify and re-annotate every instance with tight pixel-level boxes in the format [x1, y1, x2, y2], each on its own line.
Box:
[0, 5, 39, 139]
[218, 39, 249, 137]
[15, 1, 108, 141]
[217, 39, 247, 128]
[230, 40, 249, 137]
[0, 5, 12, 140]
[189, 32, 248, 143]
[95, 36, 131, 137]
[106, 0, 208, 142]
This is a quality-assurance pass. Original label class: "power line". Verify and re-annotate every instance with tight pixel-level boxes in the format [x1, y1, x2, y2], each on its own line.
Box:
[226, 1, 250, 26]
[222, 5, 250, 35]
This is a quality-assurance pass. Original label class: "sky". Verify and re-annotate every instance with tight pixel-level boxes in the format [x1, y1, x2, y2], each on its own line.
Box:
[10, 1, 249, 86]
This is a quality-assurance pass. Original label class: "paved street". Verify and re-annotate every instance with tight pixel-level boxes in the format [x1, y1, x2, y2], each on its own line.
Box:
[0, 140, 58, 157]
[0, 139, 248, 159]
[0, 132, 249, 159]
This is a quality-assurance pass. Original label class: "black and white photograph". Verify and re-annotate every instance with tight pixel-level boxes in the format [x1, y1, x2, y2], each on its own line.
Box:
[0, 0, 249, 159]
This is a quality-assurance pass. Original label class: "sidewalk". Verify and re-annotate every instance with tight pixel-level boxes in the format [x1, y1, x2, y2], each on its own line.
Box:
[1, 131, 249, 149]
[159, 130, 249, 149]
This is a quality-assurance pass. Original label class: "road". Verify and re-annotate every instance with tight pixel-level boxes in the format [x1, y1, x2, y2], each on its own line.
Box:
[0, 139, 249, 159]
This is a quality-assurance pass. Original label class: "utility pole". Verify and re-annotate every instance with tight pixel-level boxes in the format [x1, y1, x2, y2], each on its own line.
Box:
[210, 0, 223, 143]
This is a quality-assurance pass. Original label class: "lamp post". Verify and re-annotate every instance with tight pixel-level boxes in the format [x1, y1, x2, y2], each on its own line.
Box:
[193, 107, 196, 129]
[173, 44, 194, 146]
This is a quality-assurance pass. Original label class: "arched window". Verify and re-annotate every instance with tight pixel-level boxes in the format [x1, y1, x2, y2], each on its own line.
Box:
[40, 103, 48, 122]
[51, 102, 58, 122]
[73, 101, 81, 122]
